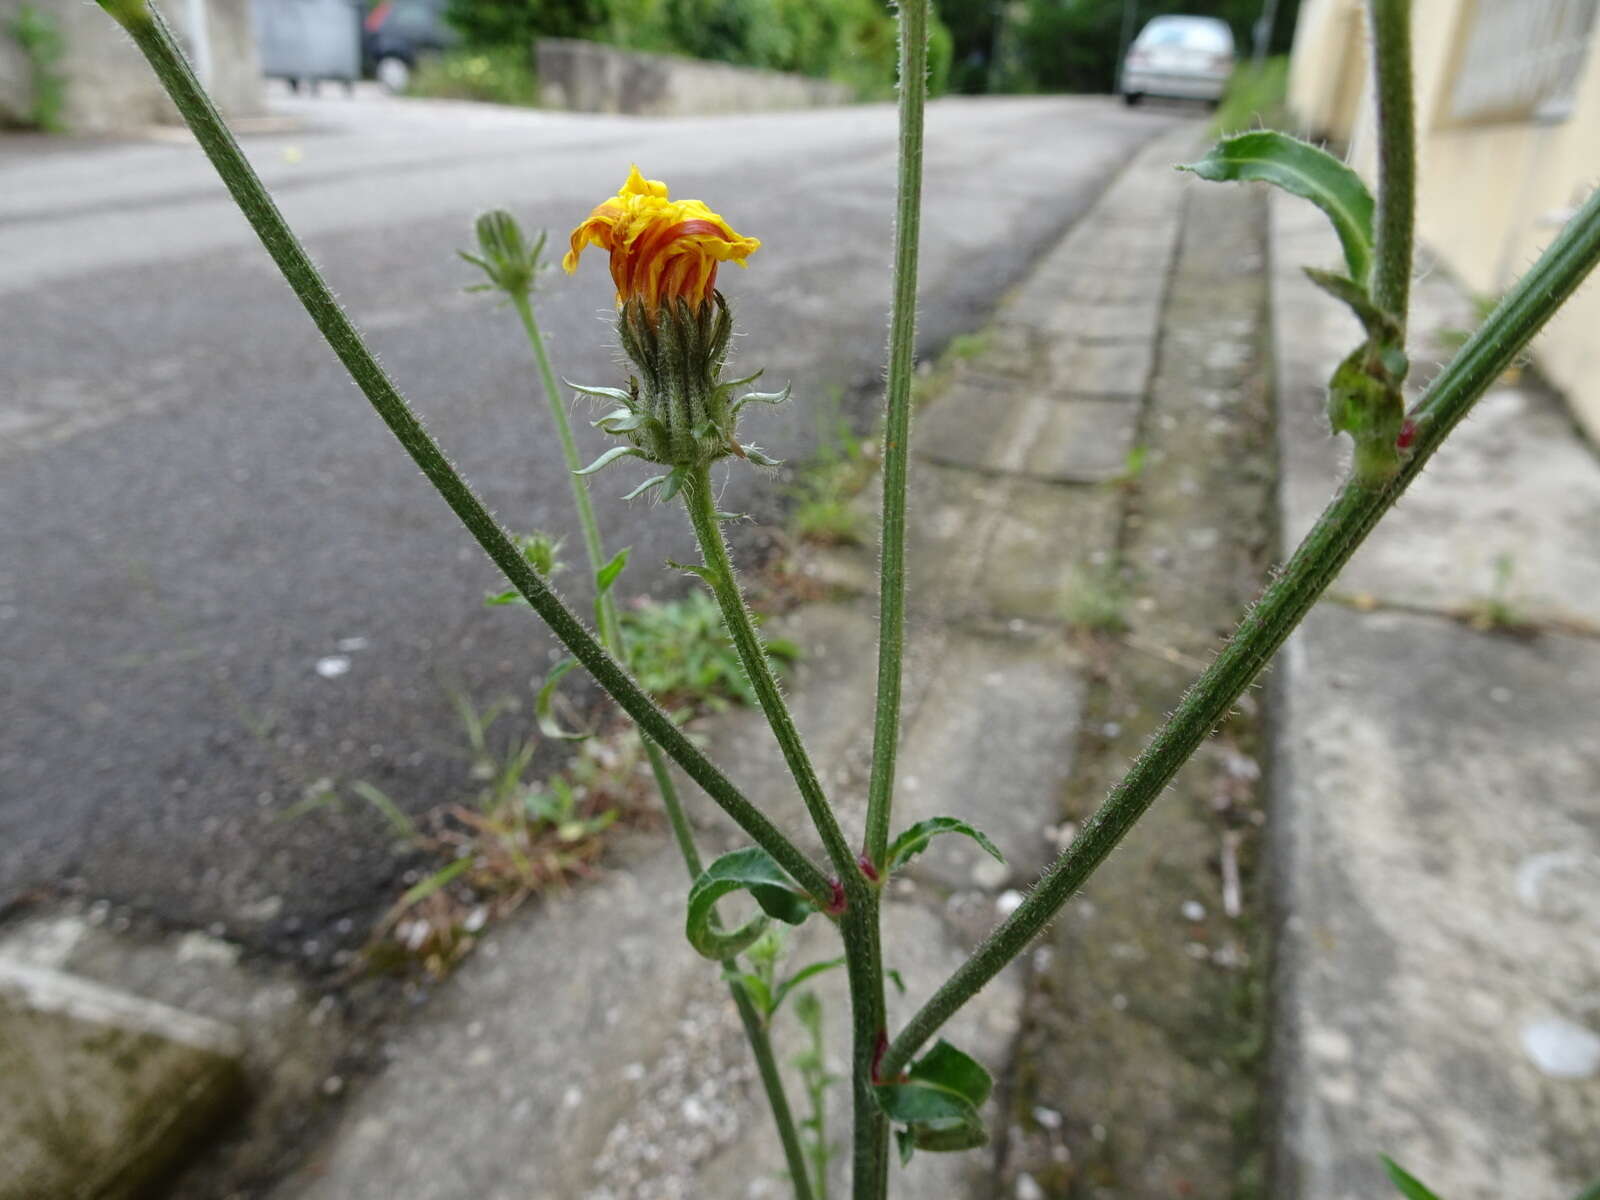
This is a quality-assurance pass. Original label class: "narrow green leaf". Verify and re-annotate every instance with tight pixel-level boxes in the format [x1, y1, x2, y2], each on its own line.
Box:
[621, 474, 668, 502]
[484, 588, 527, 607]
[770, 956, 847, 1017]
[1304, 267, 1392, 339]
[536, 658, 590, 741]
[666, 558, 720, 588]
[885, 817, 1005, 873]
[594, 408, 644, 434]
[658, 465, 689, 503]
[685, 847, 815, 961]
[392, 856, 471, 913]
[1381, 1156, 1444, 1200]
[596, 547, 630, 594]
[886, 967, 906, 995]
[743, 446, 783, 467]
[565, 380, 633, 403]
[349, 780, 419, 841]
[1180, 131, 1375, 286]
[574, 446, 643, 476]
[731, 384, 793, 417]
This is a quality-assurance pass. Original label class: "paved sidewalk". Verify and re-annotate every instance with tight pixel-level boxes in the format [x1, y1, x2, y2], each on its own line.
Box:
[269, 125, 1200, 1200]
[1269, 193, 1600, 1197]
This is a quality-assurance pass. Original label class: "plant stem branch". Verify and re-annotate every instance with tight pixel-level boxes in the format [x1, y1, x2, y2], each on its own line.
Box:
[108, 0, 831, 906]
[729, 982, 817, 1200]
[881, 181, 1600, 1081]
[681, 465, 857, 884]
[841, 900, 888, 1199]
[510, 295, 813, 1199]
[511, 292, 614, 630]
[1368, 0, 1414, 326]
[862, 0, 929, 871]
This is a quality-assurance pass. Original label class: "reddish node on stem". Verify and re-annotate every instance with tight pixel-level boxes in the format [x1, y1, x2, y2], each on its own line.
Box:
[858, 855, 880, 882]
[1397, 418, 1418, 451]
[824, 879, 848, 915]
[870, 1030, 890, 1084]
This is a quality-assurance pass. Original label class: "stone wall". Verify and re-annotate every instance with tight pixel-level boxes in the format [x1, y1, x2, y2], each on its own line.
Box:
[0, 0, 260, 134]
[535, 37, 852, 116]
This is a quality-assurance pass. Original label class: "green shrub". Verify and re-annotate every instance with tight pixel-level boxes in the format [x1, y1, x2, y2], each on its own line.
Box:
[445, 0, 609, 49]
[409, 46, 541, 106]
[6, 4, 68, 132]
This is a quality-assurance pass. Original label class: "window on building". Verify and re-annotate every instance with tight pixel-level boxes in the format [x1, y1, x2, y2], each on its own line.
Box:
[1448, 0, 1598, 124]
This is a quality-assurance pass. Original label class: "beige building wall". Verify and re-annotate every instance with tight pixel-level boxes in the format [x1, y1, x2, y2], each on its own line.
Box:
[0, 0, 260, 134]
[1288, 0, 1600, 439]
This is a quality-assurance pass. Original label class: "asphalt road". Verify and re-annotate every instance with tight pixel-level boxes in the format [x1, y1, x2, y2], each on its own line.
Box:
[0, 90, 1178, 960]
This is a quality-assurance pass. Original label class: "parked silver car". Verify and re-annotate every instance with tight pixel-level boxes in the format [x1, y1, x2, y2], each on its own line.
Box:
[1119, 15, 1236, 106]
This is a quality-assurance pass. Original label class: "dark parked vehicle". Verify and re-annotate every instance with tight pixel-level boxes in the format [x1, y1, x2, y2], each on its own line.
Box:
[1119, 15, 1236, 106]
[362, 0, 457, 92]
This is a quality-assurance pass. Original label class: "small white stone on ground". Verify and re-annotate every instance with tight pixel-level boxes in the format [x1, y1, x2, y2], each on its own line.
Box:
[314, 656, 351, 678]
[1521, 1015, 1600, 1079]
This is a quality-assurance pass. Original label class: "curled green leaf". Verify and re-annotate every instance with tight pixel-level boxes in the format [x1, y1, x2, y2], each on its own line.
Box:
[875, 1039, 993, 1163]
[685, 847, 815, 961]
[885, 817, 1004, 873]
[1180, 130, 1375, 287]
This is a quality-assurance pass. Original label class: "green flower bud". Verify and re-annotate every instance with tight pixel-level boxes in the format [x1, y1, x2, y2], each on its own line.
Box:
[459, 211, 546, 298]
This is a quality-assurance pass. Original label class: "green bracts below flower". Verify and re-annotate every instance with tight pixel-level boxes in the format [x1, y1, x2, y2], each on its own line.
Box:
[569, 292, 790, 495]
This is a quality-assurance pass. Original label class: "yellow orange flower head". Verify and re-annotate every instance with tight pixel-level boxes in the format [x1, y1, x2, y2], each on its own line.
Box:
[563, 166, 761, 312]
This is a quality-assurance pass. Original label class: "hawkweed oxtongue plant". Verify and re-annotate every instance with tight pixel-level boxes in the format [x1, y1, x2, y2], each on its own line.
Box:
[460, 206, 820, 1199]
[93, 0, 1600, 1191]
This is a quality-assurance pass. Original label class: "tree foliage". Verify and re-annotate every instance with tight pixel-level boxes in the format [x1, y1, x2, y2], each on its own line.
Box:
[447, 0, 953, 96]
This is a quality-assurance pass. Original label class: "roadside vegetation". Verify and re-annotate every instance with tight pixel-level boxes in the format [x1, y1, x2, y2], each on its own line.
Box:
[3, 3, 67, 132]
[440, 0, 952, 100]
[409, 44, 541, 106]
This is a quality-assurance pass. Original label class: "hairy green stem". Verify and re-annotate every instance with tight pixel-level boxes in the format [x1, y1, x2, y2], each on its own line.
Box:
[848, 6, 930, 1192]
[1367, 0, 1414, 326]
[105, 0, 831, 906]
[729, 982, 817, 1200]
[682, 463, 884, 1196]
[841, 900, 888, 1199]
[510, 296, 813, 1199]
[680, 465, 857, 884]
[511, 293, 614, 629]
[862, 0, 929, 870]
[882, 182, 1600, 1081]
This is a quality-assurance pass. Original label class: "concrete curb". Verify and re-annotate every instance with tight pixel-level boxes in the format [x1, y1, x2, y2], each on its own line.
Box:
[0, 957, 245, 1200]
